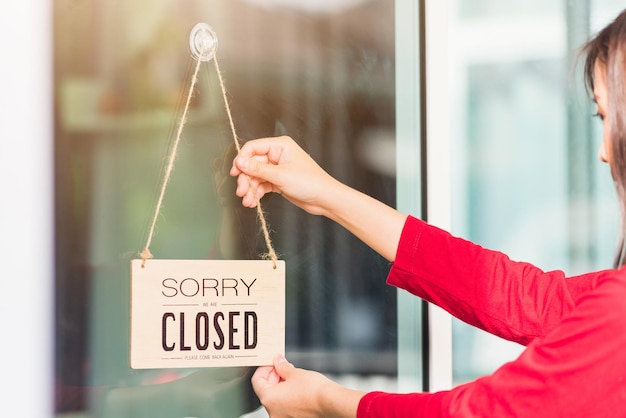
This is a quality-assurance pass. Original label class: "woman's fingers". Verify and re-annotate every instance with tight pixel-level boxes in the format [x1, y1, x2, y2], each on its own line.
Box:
[236, 174, 276, 207]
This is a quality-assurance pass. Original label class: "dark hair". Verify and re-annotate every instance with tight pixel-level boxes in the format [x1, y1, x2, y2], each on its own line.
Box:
[584, 9, 626, 268]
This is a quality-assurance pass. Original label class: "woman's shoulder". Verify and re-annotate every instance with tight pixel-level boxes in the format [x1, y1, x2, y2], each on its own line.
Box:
[595, 266, 626, 287]
[578, 267, 626, 314]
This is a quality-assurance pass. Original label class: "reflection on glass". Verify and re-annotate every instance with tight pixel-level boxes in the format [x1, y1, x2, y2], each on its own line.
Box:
[450, 1, 622, 384]
[54, 0, 397, 416]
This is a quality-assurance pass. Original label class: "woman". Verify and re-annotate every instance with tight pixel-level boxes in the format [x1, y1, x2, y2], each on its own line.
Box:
[229, 9, 626, 418]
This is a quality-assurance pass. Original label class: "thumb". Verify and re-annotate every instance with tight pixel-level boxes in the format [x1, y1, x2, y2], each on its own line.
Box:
[273, 354, 296, 380]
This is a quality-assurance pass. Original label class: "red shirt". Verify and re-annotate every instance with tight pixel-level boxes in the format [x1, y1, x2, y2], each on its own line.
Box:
[358, 216, 626, 417]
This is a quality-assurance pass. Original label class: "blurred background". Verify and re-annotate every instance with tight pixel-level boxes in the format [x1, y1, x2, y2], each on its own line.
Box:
[448, 0, 623, 383]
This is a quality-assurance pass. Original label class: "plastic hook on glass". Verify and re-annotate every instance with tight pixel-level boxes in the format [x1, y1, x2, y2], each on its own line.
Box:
[189, 23, 218, 62]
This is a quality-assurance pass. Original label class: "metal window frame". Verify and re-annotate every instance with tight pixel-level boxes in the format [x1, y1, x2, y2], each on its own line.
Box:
[395, 0, 454, 392]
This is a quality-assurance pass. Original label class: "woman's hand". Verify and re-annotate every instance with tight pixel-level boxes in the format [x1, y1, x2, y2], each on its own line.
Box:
[230, 135, 407, 261]
[251, 355, 364, 418]
[230, 136, 340, 216]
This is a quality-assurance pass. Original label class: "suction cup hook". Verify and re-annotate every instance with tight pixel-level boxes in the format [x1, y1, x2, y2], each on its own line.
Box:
[189, 23, 218, 62]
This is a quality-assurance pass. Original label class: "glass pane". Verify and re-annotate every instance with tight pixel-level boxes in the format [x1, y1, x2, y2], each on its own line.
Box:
[54, 1, 404, 416]
[449, 1, 624, 385]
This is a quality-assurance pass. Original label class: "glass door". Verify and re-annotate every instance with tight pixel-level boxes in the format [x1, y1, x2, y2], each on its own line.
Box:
[54, 1, 424, 416]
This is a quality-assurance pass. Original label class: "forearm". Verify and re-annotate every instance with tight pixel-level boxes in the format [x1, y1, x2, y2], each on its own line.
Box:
[320, 180, 407, 262]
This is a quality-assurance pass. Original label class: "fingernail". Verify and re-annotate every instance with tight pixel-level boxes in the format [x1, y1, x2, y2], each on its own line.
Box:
[274, 354, 287, 365]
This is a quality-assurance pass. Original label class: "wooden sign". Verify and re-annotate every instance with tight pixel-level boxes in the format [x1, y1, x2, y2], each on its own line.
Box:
[130, 259, 285, 369]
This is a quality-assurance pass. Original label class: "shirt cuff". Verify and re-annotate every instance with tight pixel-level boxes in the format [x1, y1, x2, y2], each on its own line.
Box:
[357, 390, 448, 417]
[386, 215, 424, 289]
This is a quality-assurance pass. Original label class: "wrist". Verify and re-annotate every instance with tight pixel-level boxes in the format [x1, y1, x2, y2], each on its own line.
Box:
[318, 180, 357, 220]
[318, 380, 364, 418]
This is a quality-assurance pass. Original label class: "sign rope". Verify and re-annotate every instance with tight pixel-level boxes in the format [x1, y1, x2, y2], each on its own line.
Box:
[212, 46, 278, 268]
[140, 32, 278, 269]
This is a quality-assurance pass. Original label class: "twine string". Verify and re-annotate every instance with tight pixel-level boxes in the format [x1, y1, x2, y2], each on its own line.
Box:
[140, 45, 204, 268]
[140, 41, 278, 269]
[212, 47, 278, 268]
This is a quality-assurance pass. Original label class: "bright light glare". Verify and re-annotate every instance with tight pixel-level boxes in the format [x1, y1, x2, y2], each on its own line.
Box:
[242, 0, 369, 14]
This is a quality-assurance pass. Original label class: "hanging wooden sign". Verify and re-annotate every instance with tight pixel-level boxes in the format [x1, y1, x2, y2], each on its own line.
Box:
[130, 259, 285, 369]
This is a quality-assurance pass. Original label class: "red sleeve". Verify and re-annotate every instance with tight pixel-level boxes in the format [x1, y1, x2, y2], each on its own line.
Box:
[359, 270, 626, 417]
[387, 215, 606, 344]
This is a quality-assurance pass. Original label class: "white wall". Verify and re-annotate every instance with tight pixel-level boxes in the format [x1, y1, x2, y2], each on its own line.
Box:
[0, 1, 54, 416]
